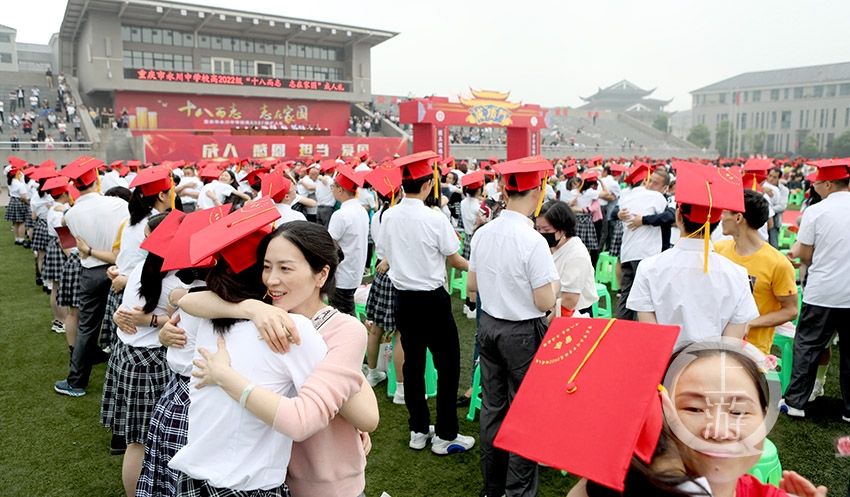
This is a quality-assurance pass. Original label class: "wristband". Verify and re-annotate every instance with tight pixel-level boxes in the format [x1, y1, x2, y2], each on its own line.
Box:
[239, 383, 257, 409]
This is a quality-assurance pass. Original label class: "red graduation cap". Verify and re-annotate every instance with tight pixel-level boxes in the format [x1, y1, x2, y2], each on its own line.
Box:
[198, 165, 222, 181]
[357, 150, 369, 162]
[494, 317, 680, 491]
[581, 170, 599, 182]
[126, 160, 142, 169]
[39, 159, 57, 170]
[624, 162, 651, 186]
[30, 165, 59, 181]
[41, 176, 74, 197]
[140, 209, 185, 258]
[190, 197, 280, 274]
[743, 158, 773, 174]
[365, 164, 402, 200]
[393, 151, 440, 181]
[8, 156, 28, 170]
[676, 164, 744, 224]
[61, 156, 105, 187]
[562, 164, 578, 177]
[110, 160, 123, 169]
[608, 162, 628, 174]
[460, 170, 485, 190]
[130, 166, 174, 197]
[809, 158, 850, 181]
[493, 156, 553, 193]
[161, 204, 233, 271]
[335, 162, 366, 193]
[244, 167, 269, 188]
[319, 159, 339, 174]
[261, 173, 292, 203]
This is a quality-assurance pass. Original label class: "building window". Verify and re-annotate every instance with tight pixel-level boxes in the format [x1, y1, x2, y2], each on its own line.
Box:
[719, 93, 727, 104]
[198, 35, 210, 49]
[255, 61, 274, 77]
[770, 89, 779, 101]
[771, 111, 777, 130]
[833, 108, 837, 128]
[846, 108, 850, 127]
[813, 85, 824, 98]
[841, 84, 850, 96]
[781, 111, 791, 129]
[743, 91, 749, 102]
[826, 85, 837, 97]
[0, 52, 12, 63]
[211, 57, 233, 75]
[793, 87, 803, 99]
[752, 90, 761, 102]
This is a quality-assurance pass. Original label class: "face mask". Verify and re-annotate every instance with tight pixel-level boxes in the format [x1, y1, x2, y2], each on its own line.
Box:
[541, 232, 559, 248]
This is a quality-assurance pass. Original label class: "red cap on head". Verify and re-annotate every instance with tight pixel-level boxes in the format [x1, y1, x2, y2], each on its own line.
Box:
[190, 197, 280, 274]
[61, 156, 105, 187]
[493, 156, 553, 192]
[358, 150, 369, 162]
[365, 163, 402, 198]
[30, 165, 59, 181]
[562, 164, 578, 177]
[41, 176, 73, 197]
[460, 170, 485, 190]
[8, 156, 28, 170]
[607, 163, 628, 174]
[199, 165, 222, 180]
[244, 167, 269, 188]
[581, 170, 599, 183]
[809, 158, 850, 181]
[261, 173, 292, 203]
[129, 166, 173, 197]
[624, 162, 651, 186]
[676, 164, 744, 224]
[319, 159, 338, 174]
[140, 210, 185, 258]
[494, 317, 680, 491]
[161, 204, 232, 271]
[126, 160, 142, 169]
[335, 162, 366, 193]
[393, 151, 440, 181]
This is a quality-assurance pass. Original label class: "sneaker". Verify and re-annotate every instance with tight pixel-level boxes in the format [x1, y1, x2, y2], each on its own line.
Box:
[456, 395, 471, 408]
[51, 320, 65, 334]
[464, 307, 477, 319]
[393, 390, 405, 405]
[431, 433, 476, 455]
[842, 415, 850, 423]
[366, 369, 387, 387]
[409, 425, 435, 450]
[808, 378, 825, 402]
[778, 399, 805, 418]
[54, 379, 86, 397]
[35, 277, 43, 287]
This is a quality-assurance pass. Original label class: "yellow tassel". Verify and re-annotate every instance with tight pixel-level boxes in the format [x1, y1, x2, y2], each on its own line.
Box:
[169, 182, 176, 210]
[566, 318, 617, 393]
[385, 177, 396, 206]
[534, 175, 547, 217]
[96, 173, 102, 194]
[432, 162, 440, 200]
[686, 181, 713, 273]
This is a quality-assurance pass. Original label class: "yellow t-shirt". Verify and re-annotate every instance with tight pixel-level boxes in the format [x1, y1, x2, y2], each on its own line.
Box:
[715, 240, 797, 354]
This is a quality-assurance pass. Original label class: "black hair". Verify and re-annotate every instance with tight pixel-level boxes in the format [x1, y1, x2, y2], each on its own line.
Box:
[539, 200, 577, 237]
[36, 178, 49, 198]
[257, 220, 341, 298]
[105, 186, 132, 202]
[76, 179, 96, 191]
[580, 179, 598, 193]
[678, 204, 719, 236]
[740, 190, 770, 230]
[768, 167, 782, 177]
[832, 177, 850, 188]
[376, 191, 392, 222]
[175, 267, 210, 286]
[128, 188, 160, 226]
[402, 175, 432, 196]
[220, 169, 240, 190]
[652, 167, 671, 186]
[137, 213, 169, 314]
[205, 257, 266, 335]
[463, 186, 482, 197]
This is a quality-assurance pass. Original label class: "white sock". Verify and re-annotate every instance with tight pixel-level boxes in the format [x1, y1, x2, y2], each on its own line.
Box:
[396, 382, 405, 395]
[367, 367, 377, 375]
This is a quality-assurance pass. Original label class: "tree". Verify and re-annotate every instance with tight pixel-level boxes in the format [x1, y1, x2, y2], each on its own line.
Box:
[653, 115, 669, 133]
[829, 130, 850, 157]
[753, 131, 767, 155]
[715, 121, 737, 157]
[799, 134, 819, 157]
[687, 124, 711, 149]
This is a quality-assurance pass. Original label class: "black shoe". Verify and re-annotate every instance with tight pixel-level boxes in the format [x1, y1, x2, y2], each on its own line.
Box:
[36, 277, 43, 287]
[22, 241, 31, 248]
[14, 240, 22, 246]
[110, 433, 126, 456]
[93, 349, 111, 365]
[456, 395, 471, 408]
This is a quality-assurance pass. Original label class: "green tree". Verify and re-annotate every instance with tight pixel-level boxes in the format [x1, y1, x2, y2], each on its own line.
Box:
[715, 121, 736, 157]
[829, 130, 850, 156]
[799, 134, 819, 157]
[652, 115, 669, 133]
[753, 131, 767, 155]
[687, 124, 711, 149]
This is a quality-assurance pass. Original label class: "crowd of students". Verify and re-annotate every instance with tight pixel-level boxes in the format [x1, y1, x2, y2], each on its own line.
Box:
[4, 149, 849, 497]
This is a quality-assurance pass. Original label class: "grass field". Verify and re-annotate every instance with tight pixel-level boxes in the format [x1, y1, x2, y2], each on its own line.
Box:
[1, 210, 848, 497]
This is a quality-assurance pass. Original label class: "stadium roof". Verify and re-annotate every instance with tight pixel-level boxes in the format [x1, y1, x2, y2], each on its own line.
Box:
[692, 61, 850, 93]
[60, 0, 398, 46]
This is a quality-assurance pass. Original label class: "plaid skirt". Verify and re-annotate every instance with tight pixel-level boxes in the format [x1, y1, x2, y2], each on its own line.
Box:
[608, 220, 624, 257]
[100, 342, 169, 444]
[460, 231, 474, 260]
[57, 252, 81, 308]
[576, 213, 599, 251]
[100, 289, 122, 350]
[42, 237, 66, 282]
[365, 267, 397, 333]
[4, 196, 30, 223]
[175, 475, 290, 497]
[136, 373, 190, 497]
[31, 218, 50, 251]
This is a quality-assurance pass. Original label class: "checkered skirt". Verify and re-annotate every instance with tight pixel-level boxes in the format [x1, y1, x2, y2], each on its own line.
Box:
[575, 213, 599, 251]
[42, 237, 66, 282]
[99, 289, 122, 350]
[4, 196, 30, 223]
[31, 218, 50, 251]
[365, 267, 396, 332]
[608, 220, 624, 257]
[56, 252, 81, 308]
[136, 373, 190, 497]
[460, 230, 474, 261]
[100, 342, 169, 444]
[175, 475, 290, 497]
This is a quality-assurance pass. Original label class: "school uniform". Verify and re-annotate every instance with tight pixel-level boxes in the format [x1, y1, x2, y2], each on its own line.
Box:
[273, 203, 307, 227]
[29, 193, 53, 252]
[315, 175, 336, 227]
[42, 203, 69, 283]
[100, 170, 129, 193]
[196, 181, 236, 209]
[5, 177, 30, 223]
[365, 207, 397, 333]
[328, 198, 369, 315]
[471, 208, 559, 497]
[459, 196, 481, 260]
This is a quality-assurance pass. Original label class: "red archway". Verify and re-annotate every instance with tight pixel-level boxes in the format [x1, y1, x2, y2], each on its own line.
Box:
[398, 90, 548, 160]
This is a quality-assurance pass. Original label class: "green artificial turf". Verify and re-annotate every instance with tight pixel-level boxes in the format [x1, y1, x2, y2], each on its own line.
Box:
[1, 210, 848, 496]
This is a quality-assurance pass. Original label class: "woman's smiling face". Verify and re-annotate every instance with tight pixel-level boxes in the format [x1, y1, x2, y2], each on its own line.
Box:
[261, 235, 326, 313]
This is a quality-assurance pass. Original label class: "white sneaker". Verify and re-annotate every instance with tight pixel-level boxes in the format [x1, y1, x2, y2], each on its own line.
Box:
[409, 425, 435, 450]
[431, 433, 476, 455]
[366, 369, 387, 387]
[51, 320, 65, 334]
[464, 307, 476, 319]
[393, 390, 405, 405]
[779, 399, 805, 418]
[808, 378, 825, 402]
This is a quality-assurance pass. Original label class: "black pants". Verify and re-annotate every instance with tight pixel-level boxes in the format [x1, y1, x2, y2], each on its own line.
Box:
[785, 304, 850, 415]
[67, 265, 111, 388]
[615, 260, 641, 321]
[478, 312, 546, 497]
[316, 206, 334, 227]
[395, 287, 460, 439]
[329, 287, 356, 316]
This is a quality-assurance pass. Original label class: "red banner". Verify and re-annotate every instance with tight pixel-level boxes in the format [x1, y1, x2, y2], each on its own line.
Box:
[140, 132, 408, 163]
[114, 91, 350, 134]
[124, 68, 350, 93]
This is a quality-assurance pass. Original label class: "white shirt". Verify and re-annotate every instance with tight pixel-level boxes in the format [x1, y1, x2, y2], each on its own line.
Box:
[460, 196, 481, 235]
[117, 265, 184, 348]
[763, 181, 789, 213]
[64, 193, 128, 268]
[178, 176, 202, 205]
[327, 198, 370, 290]
[315, 175, 335, 206]
[357, 187, 377, 210]
[30, 193, 53, 220]
[797, 191, 850, 307]
[483, 181, 499, 200]
[380, 197, 460, 291]
[116, 210, 158, 276]
[100, 171, 129, 193]
[196, 181, 236, 209]
[552, 236, 599, 311]
[47, 202, 69, 237]
[627, 238, 760, 348]
[296, 177, 318, 215]
[274, 203, 307, 227]
[599, 175, 621, 206]
[619, 186, 668, 262]
[169, 315, 326, 491]
[166, 280, 206, 376]
[575, 188, 599, 209]
[470, 210, 559, 321]
[544, 183, 556, 202]
[9, 178, 28, 198]
[371, 207, 387, 260]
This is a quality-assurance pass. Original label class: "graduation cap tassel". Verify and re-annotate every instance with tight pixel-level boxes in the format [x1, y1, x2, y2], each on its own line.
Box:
[385, 177, 396, 207]
[701, 181, 713, 274]
[169, 181, 176, 210]
[432, 162, 440, 200]
[534, 175, 547, 217]
[566, 318, 617, 394]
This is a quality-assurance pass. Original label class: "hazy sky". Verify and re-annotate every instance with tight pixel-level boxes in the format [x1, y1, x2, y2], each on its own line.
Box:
[8, 0, 850, 111]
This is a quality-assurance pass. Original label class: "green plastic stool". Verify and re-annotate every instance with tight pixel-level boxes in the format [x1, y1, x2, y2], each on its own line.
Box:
[354, 302, 367, 322]
[595, 252, 620, 291]
[793, 285, 802, 326]
[386, 335, 438, 398]
[448, 268, 468, 300]
[748, 438, 782, 485]
[369, 251, 378, 276]
[772, 333, 794, 395]
[466, 363, 482, 421]
[592, 283, 613, 318]
[778, 225, 797, 250]
[788, 190, 804, 208]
